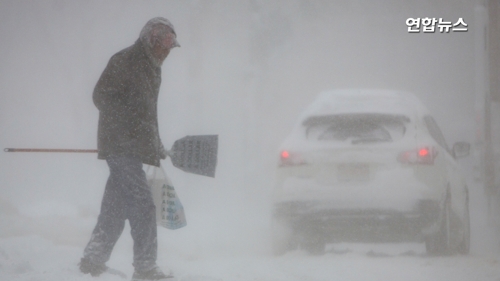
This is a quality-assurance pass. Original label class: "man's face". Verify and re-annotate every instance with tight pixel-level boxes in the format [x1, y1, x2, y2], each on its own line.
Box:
[152, 31, 178, 63]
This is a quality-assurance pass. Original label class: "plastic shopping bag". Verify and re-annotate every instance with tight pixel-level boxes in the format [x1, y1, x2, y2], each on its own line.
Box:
[146, 165, 187, 230]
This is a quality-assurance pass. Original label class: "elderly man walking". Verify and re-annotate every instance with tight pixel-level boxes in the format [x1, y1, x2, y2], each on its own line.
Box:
[79, 17, 180, 281]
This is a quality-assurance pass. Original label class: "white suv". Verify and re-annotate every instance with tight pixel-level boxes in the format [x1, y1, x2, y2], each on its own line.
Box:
[272, 89, 470, 255]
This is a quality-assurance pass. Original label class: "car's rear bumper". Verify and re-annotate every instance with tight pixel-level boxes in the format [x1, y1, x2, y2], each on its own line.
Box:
[273, 200, 440, 243]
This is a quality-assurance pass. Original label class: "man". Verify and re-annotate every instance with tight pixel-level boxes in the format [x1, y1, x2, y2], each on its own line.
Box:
[79, 17, 180, 281]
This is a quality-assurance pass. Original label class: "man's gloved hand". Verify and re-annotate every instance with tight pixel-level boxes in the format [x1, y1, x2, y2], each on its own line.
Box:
[159, 143, 168, 160]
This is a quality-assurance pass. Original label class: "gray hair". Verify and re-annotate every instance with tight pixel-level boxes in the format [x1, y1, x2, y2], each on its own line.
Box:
[139, 17, 180, 49]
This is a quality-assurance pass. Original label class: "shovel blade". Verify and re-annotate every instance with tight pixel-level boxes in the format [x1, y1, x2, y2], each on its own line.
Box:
[170, 135, 218, 177]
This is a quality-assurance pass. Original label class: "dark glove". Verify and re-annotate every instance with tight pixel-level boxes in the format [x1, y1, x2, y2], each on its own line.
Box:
[159, 143, 168, 160]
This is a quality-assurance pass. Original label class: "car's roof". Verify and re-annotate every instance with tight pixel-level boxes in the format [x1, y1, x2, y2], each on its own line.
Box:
[298, 89, 430, 122]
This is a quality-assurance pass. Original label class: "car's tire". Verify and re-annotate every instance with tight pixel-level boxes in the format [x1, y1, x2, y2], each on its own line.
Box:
[425, 193, 451, 255]
[457, 193, 470, 255]
[271, 219, 297, 256]
[302, 237, 325, 255]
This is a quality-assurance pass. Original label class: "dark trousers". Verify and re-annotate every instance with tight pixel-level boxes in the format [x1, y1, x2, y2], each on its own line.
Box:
[83, 155, 157, 272]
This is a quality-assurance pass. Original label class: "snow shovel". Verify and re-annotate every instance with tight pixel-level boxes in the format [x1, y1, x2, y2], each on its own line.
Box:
[4, 134, 219, 178]
[167, 135, 218, 178]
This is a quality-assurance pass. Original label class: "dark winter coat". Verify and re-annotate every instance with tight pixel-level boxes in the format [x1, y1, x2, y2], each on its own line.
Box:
[93, 39, 163, 167]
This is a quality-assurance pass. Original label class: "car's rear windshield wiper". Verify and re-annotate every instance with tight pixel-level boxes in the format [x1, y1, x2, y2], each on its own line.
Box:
[351, 137, 392, 144]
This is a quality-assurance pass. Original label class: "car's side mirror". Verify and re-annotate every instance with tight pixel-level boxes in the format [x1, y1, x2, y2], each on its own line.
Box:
[452, 142, 470, 158]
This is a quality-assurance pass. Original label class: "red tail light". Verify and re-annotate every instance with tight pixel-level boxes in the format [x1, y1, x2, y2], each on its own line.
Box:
[398, 147, 438, 165]
[281, 150, 290, 159]
[279, 150, 305, 166]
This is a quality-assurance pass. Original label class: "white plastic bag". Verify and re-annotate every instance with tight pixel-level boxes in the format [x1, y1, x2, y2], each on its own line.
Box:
[146, 165, 187, 230]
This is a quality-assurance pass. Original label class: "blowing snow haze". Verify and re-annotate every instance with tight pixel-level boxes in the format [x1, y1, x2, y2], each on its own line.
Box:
[0, 0, 489, 280]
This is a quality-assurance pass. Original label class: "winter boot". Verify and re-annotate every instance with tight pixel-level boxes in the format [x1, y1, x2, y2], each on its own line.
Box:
[79, 257, 108, 277]
[132, 265, 174, 281]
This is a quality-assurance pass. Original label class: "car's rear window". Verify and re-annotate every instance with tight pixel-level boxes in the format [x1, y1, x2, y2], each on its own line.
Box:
[303, 114, 410, 144]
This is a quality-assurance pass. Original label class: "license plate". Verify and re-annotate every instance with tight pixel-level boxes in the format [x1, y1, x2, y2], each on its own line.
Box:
[337, 163, 369, 182]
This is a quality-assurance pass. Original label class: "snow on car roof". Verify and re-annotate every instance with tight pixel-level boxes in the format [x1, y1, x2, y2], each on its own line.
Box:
[281, 89, 431, 147]
[298, 89, 429, 122]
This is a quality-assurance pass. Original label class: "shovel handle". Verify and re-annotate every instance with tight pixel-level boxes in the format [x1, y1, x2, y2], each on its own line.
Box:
[4, 148, 98, 153]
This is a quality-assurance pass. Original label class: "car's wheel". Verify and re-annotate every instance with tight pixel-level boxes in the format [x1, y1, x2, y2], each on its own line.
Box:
[271, 219, 297, 256]
[457, 192, 470, 255]
[425, 193, 451, 255]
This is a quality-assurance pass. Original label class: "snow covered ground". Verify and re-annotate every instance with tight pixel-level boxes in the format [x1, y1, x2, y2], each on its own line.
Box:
[2, 231, 500, 281]
[2, 179, 500, 281]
